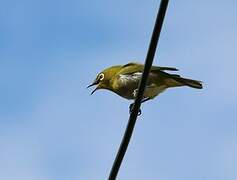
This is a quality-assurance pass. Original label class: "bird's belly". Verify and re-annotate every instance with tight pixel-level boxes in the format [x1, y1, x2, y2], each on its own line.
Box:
[115, 87, 136, 100]
[115, 85, 167, 100]
[144, 85, 167, 99]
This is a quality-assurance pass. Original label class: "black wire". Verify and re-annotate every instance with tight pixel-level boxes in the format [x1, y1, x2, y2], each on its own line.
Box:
[108, 1, 169, 179]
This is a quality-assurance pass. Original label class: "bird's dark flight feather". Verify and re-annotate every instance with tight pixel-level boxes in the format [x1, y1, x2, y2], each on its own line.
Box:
[120, 62, 178, 75]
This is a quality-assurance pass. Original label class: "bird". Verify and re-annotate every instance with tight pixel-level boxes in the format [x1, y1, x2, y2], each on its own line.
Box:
[87, 62, 202, 114]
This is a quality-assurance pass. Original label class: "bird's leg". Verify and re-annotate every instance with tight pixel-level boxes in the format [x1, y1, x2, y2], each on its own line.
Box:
[129, 97, 151, 116]
[141, 97, 151, 104]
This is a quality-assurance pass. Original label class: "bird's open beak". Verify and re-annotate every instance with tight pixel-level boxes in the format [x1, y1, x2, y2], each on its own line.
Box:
[90, 87, 99, 95]
[87, 82, 97, 88]
[87, 81, 99, 95]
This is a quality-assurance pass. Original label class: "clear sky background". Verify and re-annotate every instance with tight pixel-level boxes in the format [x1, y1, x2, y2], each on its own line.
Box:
[0, 0, 237, 180]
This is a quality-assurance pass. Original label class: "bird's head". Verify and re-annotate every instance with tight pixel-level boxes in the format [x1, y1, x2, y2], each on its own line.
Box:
[87, 65, 121, 95]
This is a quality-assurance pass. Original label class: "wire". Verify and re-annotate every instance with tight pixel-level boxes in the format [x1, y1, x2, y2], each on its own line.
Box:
[108, 0, 170, 179]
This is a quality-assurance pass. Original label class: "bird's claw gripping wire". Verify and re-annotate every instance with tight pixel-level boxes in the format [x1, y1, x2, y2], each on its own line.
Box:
[129, 103, 141, 116]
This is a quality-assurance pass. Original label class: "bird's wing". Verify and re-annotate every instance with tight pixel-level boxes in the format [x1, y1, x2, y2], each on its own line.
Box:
[117, 62, 178, 75]
[151, 66, 179, 71]
[122, 62, 139, 68]
[117, 63, 144, 75]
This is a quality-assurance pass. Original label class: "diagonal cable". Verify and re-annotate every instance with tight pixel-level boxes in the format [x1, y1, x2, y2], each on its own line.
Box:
[108, 1, 170, 179]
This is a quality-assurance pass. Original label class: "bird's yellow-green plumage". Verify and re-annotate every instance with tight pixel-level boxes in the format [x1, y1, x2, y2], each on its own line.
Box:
[88, 62, 202, 100]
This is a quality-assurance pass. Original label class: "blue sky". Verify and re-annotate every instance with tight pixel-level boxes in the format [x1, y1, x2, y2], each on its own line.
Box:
[0, 0, 237, 179]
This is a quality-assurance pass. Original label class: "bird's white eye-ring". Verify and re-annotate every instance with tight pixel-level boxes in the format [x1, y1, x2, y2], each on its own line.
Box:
[99, 73, 104, 81]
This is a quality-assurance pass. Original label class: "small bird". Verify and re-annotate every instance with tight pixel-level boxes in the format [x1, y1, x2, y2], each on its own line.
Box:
[88, 62, 202, 114]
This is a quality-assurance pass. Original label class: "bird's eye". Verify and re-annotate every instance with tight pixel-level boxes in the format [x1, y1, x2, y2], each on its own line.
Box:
[99, 73, 104, 81]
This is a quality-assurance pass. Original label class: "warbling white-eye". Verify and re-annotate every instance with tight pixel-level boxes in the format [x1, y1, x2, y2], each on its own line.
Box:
[88, 62, 202, 114]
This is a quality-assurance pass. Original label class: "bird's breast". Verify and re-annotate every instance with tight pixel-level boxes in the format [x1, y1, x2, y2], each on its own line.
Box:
[111, 73, 141, 99]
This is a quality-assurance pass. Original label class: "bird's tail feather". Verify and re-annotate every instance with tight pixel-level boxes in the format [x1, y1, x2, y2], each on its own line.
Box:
[172, 76, 203, 89]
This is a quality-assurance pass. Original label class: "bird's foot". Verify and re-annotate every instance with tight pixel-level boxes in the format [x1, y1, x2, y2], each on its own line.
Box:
[129, 103, 141, 116]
